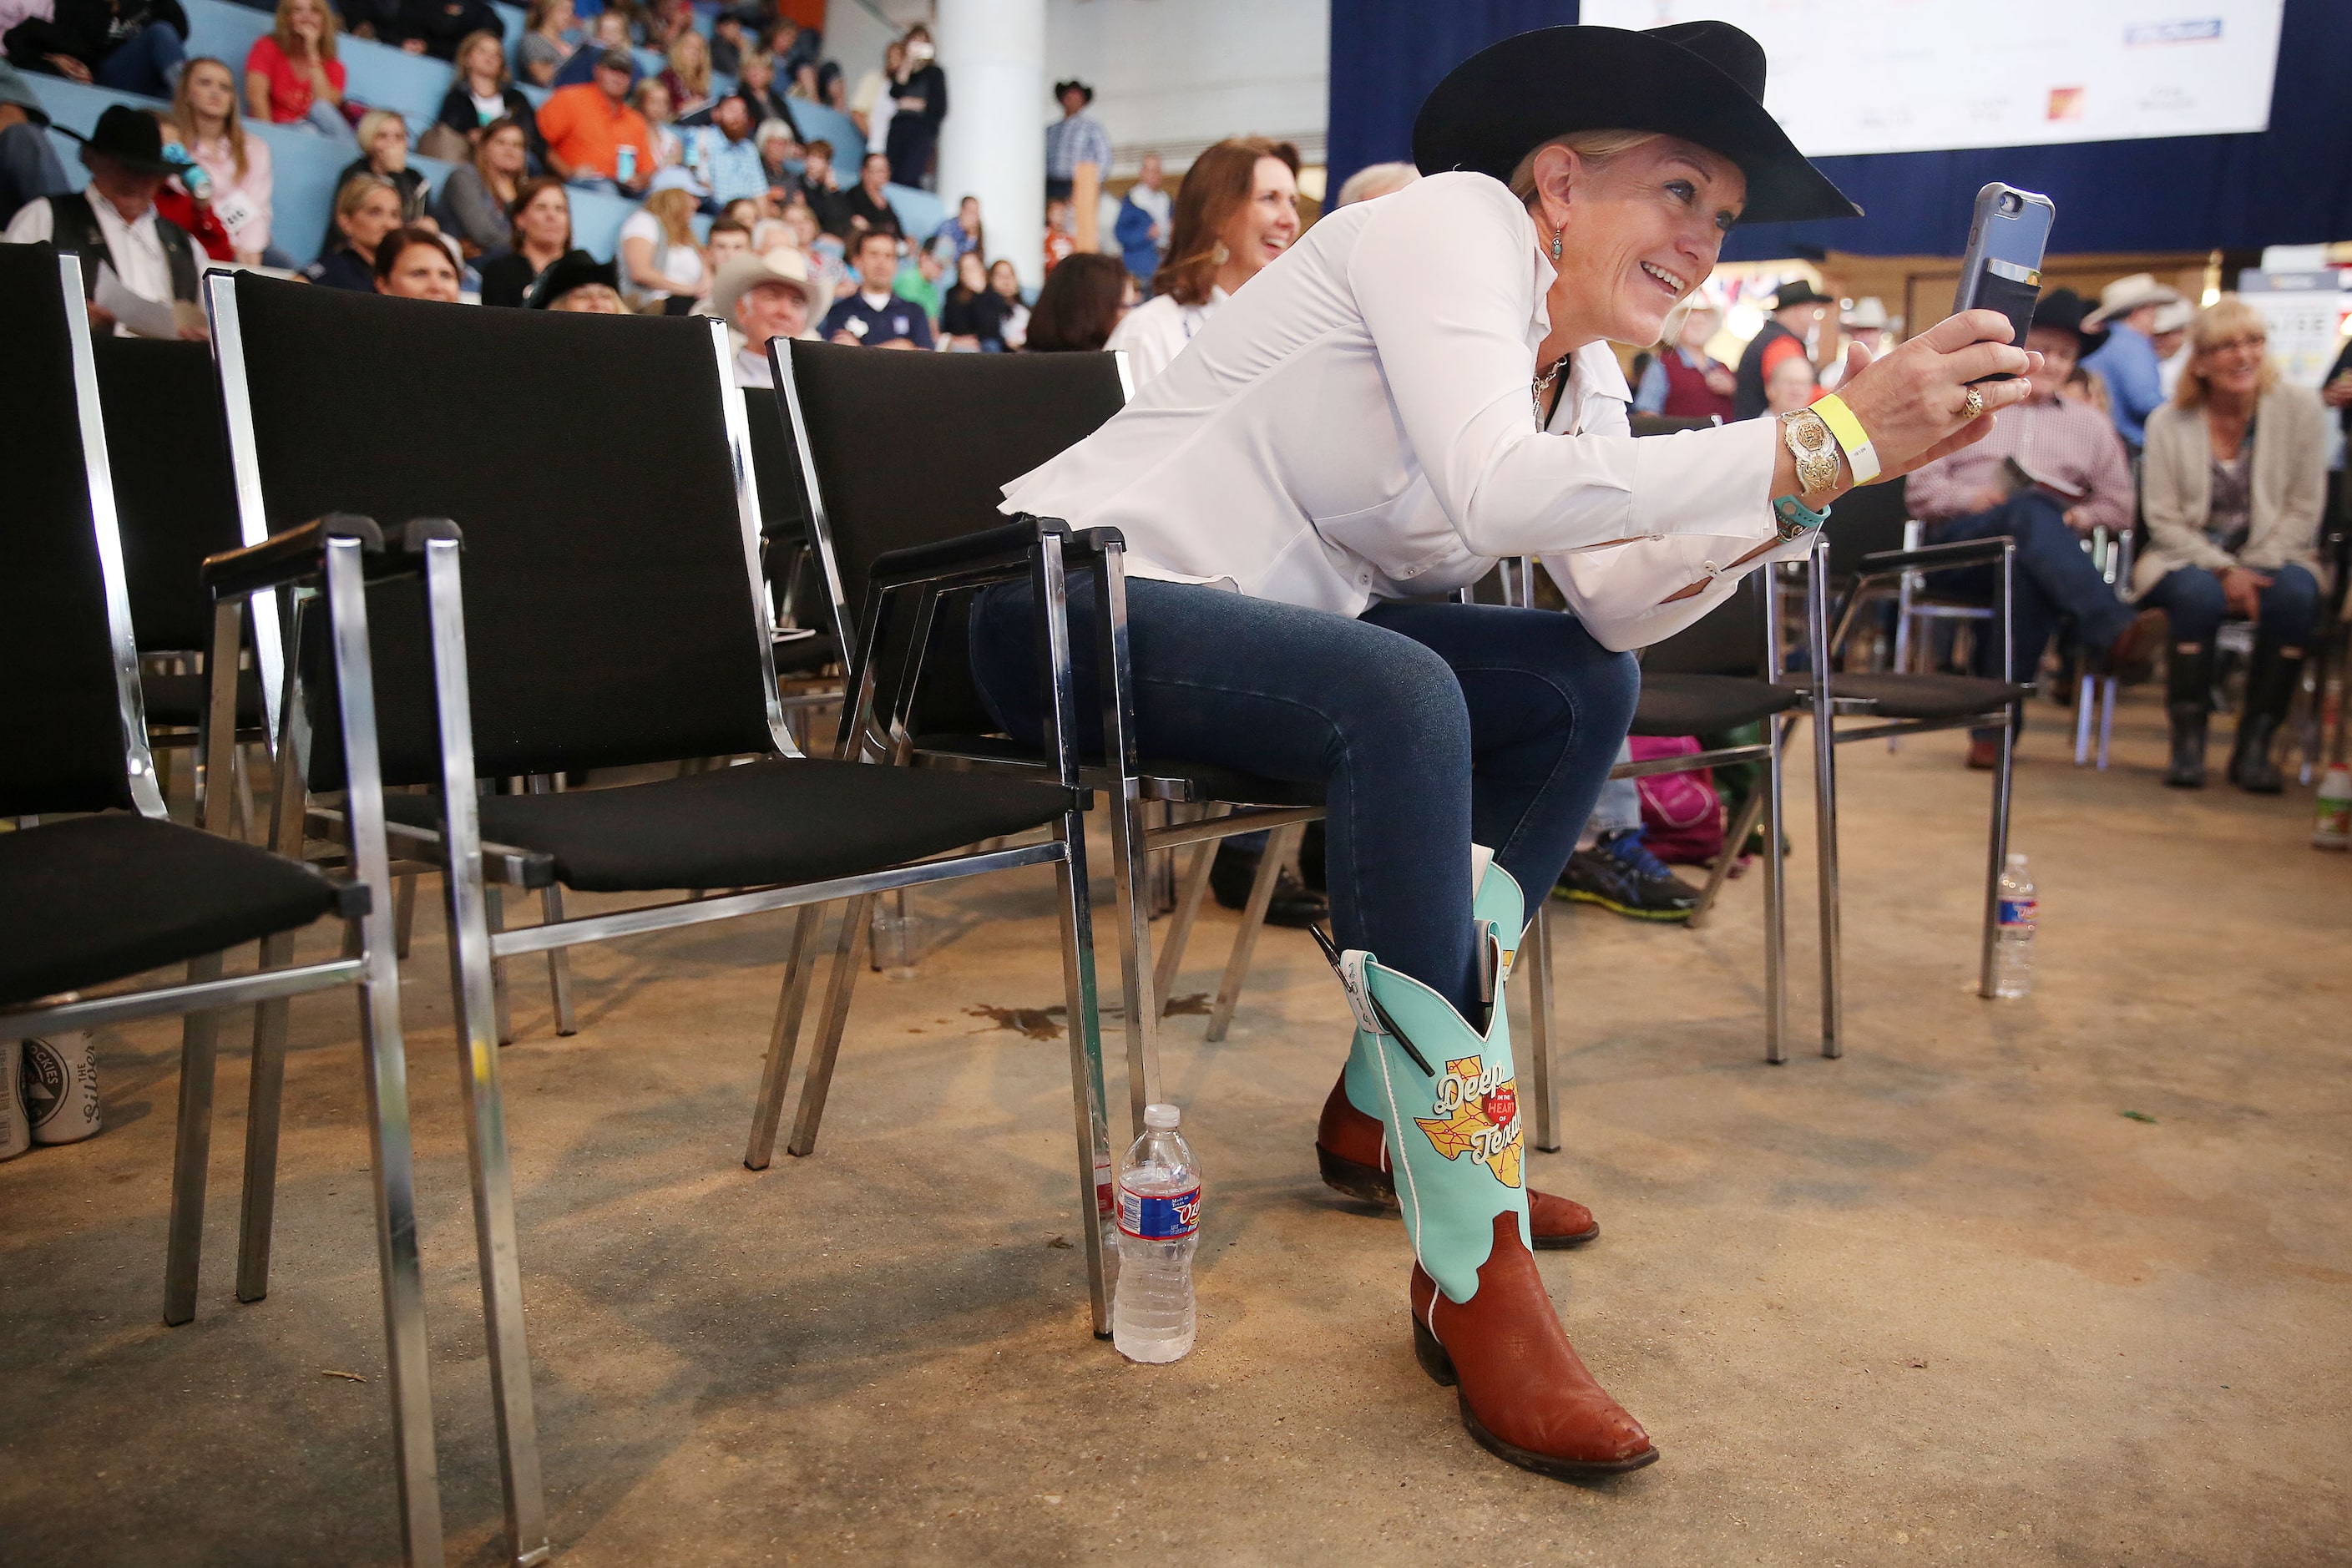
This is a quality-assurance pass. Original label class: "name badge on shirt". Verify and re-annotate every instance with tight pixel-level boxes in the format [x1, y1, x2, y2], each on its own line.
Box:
[892, 315, 908, 334]
[845, 316, 868, 337]
[212, 189, 257, 240]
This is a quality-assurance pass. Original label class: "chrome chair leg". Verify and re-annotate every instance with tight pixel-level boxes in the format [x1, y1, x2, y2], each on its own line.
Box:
[1049, 818, 1115, 1336]
[1761, 714, 1789, 1065]
[1977, 716, 2018, 999]
[2097, 675, 2117, 771]
[162, 954, 226, 1327]
[539, 887, 576, 1036]
[230, 741, 256, 840]
[1687, 789, 1765, 932]
[1204, 821, 1297, 1043]
[234, 959, 292, 1304]
[1151, 808, 1224, 1012]
[1523, 901, 1559, 1153]
[2073, 672, 2097, 766]
[1102, 773, 1162, 1136]
[785, 891, 873, 1157]
[392, 873, 417, 959]
[744, 902, 825, 1170]
[1807, 541, 1844, 1059]
[485, 884, 513, 1047]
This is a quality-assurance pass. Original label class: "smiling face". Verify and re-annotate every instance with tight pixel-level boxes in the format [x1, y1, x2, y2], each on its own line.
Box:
[1215, 154, 1298, 285]
[1539, 134, 1744, 350]
[2195, 326, 2268, 402]
[379, 237, 460, 301]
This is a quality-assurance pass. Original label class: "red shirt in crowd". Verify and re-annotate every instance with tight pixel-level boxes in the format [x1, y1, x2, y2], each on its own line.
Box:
[244, 34, 347, 124]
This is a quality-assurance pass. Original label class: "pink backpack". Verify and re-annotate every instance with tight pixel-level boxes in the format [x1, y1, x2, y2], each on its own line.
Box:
[1629, 736, 1723, 865]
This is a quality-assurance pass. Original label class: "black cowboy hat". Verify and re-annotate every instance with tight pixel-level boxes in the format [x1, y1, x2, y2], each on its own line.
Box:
[62, 103, 190, 179]
[1053, 78, 1094, 104]
[1769, 278, 1834, 311]
[1411, 23, 1859, 226]
[2029, 287, 2106, 352]
[526, 250, 620, 308]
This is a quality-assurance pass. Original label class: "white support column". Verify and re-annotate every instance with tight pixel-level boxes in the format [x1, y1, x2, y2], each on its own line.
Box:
[934, 0, 1047, 291]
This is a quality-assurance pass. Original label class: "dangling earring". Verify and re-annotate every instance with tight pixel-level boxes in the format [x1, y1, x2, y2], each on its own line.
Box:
[1212, 241, 1230, 266]
[1550, 227, 1563, 263]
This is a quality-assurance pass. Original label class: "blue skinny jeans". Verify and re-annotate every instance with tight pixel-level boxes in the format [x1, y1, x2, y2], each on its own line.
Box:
[969, 578, 1638, 1018]
[2137, 561, 2320, 650]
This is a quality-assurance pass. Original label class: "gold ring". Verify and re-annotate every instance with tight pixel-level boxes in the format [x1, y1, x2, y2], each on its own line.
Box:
[1961, 387, 1985, 420]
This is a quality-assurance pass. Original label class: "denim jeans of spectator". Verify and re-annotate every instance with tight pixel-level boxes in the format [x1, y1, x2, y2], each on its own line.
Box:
[1586, 743, 1640, 841]
[1931, 491, 2139, 690]
[94, 23, 185, 99]
[565, 173, 621, 195]
[2137, 562, 2320, 650]
[291, 99, 360, 147]
[969, 576, 1638, 1017]
[0, 122, 71, 227]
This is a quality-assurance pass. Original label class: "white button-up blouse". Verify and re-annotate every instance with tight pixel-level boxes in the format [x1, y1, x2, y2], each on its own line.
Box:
[999, 172, 1813, 651]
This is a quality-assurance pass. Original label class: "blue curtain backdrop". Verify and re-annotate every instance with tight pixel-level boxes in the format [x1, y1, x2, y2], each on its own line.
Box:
[1327, 0, 2352, 258]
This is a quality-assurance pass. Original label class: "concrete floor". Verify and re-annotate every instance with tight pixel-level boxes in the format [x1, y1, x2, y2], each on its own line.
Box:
[3, 690, 2348, 1567]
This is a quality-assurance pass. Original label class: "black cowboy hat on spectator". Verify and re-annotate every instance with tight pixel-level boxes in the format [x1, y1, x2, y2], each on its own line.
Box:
[1053, 79, 1093, 104]
[2029, 287, 2106, 353]
[526, 250, 620, 308]
[1768, 278, 1834, 311]
[59, 104, 191, 179]
[1411, 23, 1859, 226]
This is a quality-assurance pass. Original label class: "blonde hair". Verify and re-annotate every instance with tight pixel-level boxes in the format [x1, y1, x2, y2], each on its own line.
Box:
[271, 0, 338, 62]
[643, 185, 698, 249]
[665, 29, 710, 98]
[170, 56, 247, 178]
[1506, 129, 1662, 202]
[357, 108, 407, 158]
[2173, 295, 2279, 409]
[454, 28, 508, 88]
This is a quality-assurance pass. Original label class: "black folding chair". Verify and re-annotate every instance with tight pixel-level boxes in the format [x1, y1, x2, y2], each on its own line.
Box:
[206, 273, 1112, 1567]
[89, 336, 268, 827]
[1504, 556, 1830, 1146]
[771, 340, 1324, 1144]
[0, 244, 440, 1564]
[1808, 534, 2031, 999]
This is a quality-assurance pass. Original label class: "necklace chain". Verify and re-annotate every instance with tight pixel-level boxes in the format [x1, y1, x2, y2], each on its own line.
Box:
[1531, 352, 1573, 422]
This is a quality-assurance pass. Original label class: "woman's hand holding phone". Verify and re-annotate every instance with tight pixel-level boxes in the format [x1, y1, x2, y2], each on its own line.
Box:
[1828, 310, 2041, 483]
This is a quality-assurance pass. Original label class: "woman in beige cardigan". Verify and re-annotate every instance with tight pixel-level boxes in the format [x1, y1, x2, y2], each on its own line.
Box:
[2136, 296, 2328, 791]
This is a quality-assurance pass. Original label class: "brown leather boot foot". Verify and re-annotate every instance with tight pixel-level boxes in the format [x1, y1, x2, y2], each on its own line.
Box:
[1410, 1215, 1657, 1480]
[1316, 1077, 1598, 1246]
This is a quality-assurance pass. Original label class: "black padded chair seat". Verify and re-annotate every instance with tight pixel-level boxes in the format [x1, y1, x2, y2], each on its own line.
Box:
[1804, 672, 2029, 721]
[771, 630, 840, 676]
[0, 813, 352, 1006]
[381, 756, 1080, 893]
[913, 733, 1323, 808]
[1630, 674, 1801, 737]
[140, 668, 266, 729]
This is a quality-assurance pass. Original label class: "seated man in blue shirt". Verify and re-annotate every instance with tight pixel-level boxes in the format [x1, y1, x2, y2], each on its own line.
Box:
[2080, 272, 2182, 453]
[819, 227, 933, 350]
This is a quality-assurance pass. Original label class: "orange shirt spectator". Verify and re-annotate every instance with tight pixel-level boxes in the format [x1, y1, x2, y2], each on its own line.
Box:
[536, 56, 652, 187]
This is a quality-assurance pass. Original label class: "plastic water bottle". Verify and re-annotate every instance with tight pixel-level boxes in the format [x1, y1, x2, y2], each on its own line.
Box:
[2314, 763, 2352, 849]
[1992, 852, 2037, 999]
[1112, 1103, 1200, 1363]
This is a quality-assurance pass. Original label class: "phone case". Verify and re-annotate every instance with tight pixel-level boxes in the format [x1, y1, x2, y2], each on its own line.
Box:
[1953, 184, 2055, 381]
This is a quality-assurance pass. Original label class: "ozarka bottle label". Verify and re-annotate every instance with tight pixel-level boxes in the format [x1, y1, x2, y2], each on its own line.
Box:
[1998, 897, 2038, 929]
[1118, 1183, 1201, 1241]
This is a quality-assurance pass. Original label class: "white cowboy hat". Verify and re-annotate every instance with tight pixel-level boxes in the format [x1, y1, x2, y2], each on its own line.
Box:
[2150, 299, 2195, 336]
[2083, 272, 2183, 328]
[1842, 296, 1889, 330]
[711, 247, 826, 321]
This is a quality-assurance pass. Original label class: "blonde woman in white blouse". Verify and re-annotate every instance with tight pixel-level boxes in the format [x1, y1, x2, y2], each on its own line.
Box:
[976, 22, 2035, 1483]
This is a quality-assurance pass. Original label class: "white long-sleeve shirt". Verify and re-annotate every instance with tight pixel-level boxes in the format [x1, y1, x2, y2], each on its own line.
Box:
[1102, 286, 1224, 387]
[1000, 172, 1804, 650]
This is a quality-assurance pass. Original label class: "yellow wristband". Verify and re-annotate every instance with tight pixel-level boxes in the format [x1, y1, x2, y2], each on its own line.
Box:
[1812, 393, 1880, 485]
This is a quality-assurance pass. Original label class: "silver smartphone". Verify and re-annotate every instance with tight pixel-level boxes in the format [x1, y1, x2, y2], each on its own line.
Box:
[1951, 183, 2056, 381]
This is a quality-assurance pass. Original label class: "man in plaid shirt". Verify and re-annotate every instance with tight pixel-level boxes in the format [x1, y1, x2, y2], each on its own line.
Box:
[1044, 78, 1110, 246]
[1904, 288, 2160, 765]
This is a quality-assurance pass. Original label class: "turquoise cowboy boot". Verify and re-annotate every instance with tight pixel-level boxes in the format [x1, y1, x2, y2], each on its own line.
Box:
[1317, 852, 1598, 1245]
[1336, 918, 1654, 1479]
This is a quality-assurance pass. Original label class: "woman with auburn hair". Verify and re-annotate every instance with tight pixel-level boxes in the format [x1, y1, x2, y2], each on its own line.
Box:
[173, 56, 276, 265]
[372, 225, 462, 301]
[433, 115, 530, 255]
[976, 22, 2038, 1481]
[2136, 296, 2329, 791]
[1105, 136, 1299, 385]
[478, 175, 572, 306]
[244, 0, 355, 144]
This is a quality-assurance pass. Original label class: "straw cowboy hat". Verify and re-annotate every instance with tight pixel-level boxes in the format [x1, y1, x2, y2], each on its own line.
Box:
[1411, 23, 1859, 225]
[2083, 272, 2183, 329]
[711, 247, 826, 321]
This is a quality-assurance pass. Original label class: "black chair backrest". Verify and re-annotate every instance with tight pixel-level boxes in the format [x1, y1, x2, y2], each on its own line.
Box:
[0, 243, 148, 817]
[1641, 568, 1769, 679]
[93, 336, 244, 654]
[1824, 474, 1909, 579]
[778, 341, 1125, 732]
[215, 276, 778, 788]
